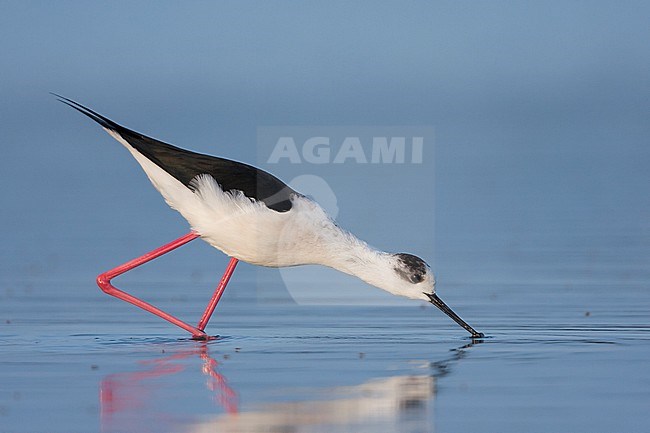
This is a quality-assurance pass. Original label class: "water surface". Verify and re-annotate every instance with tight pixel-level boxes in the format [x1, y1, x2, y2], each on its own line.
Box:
[1, 217, 648, 432]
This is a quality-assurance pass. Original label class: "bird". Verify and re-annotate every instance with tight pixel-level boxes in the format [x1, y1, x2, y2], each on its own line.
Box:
[56, 94, 483, 339]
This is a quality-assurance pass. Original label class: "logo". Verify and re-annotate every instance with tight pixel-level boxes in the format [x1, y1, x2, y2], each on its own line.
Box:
[256, 126, 435, 305]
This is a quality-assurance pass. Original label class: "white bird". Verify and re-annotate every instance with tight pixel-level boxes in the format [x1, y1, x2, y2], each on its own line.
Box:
[57, 95, 483, 339]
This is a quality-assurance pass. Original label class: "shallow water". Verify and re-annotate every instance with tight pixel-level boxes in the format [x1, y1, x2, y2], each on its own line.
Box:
[1, 220, 649, 433]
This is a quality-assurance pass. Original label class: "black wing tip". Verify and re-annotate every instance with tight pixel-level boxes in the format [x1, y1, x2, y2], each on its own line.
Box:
[52, 93, 119, 131]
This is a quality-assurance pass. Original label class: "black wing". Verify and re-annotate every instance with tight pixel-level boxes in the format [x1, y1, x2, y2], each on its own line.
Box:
[55, 95, 296, 212]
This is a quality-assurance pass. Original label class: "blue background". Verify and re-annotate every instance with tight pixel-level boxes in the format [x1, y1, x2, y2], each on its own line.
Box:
[1, 2, 649, 433]
[1, 1, 647, 290]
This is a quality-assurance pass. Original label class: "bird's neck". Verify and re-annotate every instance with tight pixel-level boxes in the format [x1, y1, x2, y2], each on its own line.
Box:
[318, 224, 395, 290]
[280, 198, 397, 291]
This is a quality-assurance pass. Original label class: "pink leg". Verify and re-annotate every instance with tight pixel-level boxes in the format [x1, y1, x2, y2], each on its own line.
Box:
[96, 232, 238, 339]
[196, 257, 239, 332]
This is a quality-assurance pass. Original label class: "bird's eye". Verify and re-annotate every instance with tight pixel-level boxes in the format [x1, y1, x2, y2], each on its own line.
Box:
[410, 273, 424, 284]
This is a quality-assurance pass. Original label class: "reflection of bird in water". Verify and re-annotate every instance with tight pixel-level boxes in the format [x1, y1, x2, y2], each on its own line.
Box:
[100, 344, 236, 433]
[186, 341, 481, 433]
[57, 95, 482, 339]
[186, 375, 434, 433]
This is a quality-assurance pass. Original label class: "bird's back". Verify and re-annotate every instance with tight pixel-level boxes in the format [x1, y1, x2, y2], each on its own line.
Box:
[115, 127, 296, 212]
[56, 95, 296, 212]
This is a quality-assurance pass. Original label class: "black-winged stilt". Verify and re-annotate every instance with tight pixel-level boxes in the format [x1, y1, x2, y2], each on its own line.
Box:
[56, 95, 483, 339]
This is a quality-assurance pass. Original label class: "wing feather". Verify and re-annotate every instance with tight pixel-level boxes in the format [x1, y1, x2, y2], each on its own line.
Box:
[55, 95, 295, 212]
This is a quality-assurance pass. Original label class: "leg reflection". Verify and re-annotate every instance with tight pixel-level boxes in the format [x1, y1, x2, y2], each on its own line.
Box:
[100, 343, 237, 433]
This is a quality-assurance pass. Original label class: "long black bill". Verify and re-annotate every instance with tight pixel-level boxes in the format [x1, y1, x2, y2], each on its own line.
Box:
[426, 293, 484, 338]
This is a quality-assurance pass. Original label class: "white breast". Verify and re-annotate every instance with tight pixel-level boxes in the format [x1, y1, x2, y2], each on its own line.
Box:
[183, 174, 329, 266]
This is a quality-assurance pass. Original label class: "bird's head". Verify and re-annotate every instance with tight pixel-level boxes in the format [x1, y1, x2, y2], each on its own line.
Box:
[389, 253, 436, 301]
[388, 253, 484, 338]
